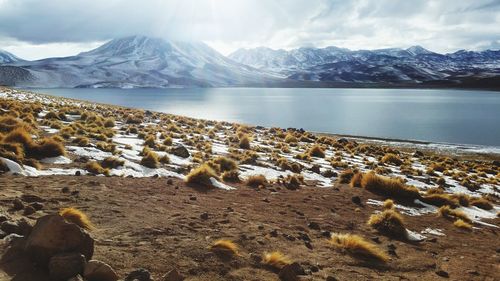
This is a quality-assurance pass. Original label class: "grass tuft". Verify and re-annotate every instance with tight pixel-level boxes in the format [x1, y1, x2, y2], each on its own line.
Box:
[308, 144, 325, 158]
[245, 174, 268, 188]
[361, 172, 420, 201]
[59, 207, 95, 231]
[438, 206, 472, 223]
[210, 239, 239, 256]
[262, 251, 292, 269]
[367, 209, 407, 238]
[330, 233, 388, 263]
[185, 164, 219, 187]
[453, 219, 472, 230]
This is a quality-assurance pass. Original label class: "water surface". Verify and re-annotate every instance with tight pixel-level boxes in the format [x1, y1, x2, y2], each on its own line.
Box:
[28, 88, 500, 146]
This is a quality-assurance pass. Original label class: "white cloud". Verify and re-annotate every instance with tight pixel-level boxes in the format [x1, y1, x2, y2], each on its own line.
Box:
[0, 0, 498, 59]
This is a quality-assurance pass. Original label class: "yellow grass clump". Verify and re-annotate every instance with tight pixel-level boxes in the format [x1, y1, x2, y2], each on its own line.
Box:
[361, 172, 421, 201]
[140, 151, 160, 168]
[380, 153, 403, 166]
[438, 206, 472, 223]
[185, 164, 219, 187]
[59, 207, 95, 231]
[308, 144, 325, 158]
[470, 197, 493, 210]
[239, 134, 251, 149]
[349, 172, 363, 188]
[210, 239, 240, 256]
[85, 161, 109, 176]
[453, 219, 472, 230]
[383, 199, 394, 210]
[330, 233, 389, 263]
[101, 157, 125, 169]
[421, 193, 459, 208]
[245, 174, 268, 188]
[367, 209, 407, 238]
[262, 251, 292, 269]
[222, 170, 241, 183]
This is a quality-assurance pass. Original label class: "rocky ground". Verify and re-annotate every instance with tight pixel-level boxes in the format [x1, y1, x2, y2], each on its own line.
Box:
[1, 175, 499, 281]
[0, 87, 499, 280]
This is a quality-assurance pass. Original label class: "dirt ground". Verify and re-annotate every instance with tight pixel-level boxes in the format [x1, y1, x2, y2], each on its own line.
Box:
[1, 175, 499, 281]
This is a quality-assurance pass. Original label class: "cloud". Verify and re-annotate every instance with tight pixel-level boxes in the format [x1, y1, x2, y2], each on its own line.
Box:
[0, 0, 498, 59]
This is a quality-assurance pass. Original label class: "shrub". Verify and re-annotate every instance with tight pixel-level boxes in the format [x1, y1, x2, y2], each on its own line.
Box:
[101, 157, 125, 169]
[3, 128, 34, 149]
[284, 134, 298, 144]
[308, 145, 325, 158]
[210, 239, 239, 256]
[239, 134, 251, 149]
[104, 118, 115, 128]
[262, 251, 291, 269]
[185, 164, 219, 187]
[330, 233, 388, 263]
[367, 209, 407, 238]
[382, 199, 394, 210]
[31, 137, 66, 159]
[470, 197, 493, 210]
[141, 151, 160, 168]
[349, 172, 363, 187]
[222, 170, 241, 183]
[72, 136, 90, 147]
[283, 174, 304, 190]
[0, 116, 30, 133]
[421, 194, 459, 207]
[438, 206, 472, 223]
[85, 161, 109, 175]
[338, 169, 355, 184]
[213, 156, 238, 172]
[245, 174, 268, 188]
[59, 207, 95, 231]
[163, 136, 173, 146]
[380, 153, 403, 166]
[144, 135, 156, 148]
[453, 219, 472, 230]
[44, 111, 60, 120]
[159, 154, 170, 164]
[361, 172, 421, 201]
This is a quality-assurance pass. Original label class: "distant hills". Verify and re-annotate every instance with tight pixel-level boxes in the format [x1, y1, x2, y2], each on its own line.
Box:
[1, 35, 499, 89]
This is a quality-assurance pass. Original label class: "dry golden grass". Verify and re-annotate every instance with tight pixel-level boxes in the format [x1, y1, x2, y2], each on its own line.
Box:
[245, 174, 268, 188]
[262, 251, 292, 269]
[284, 134, 298, 144]
[383, 199, 394, 209]
[361, 172, 421, 201]
[349, 172, 363, 187]
[185, 163, 219, 187]
[308, 144, 325, 158]
[338, 169, 355, 184]
[367, 209, 407, 238]
[438, 206, 472, 223]
[453, 219, 472, 230]
[222, 170, 241, 183]
[470, 197, 493, 210]
[421, 193, 459, 207]
[213, 156, 238, 172]
[380, 153, 403, 166]
[59, 207, 95, 231]
[210, 239, 240, 256]
[141, 151, 160, 168]
[101, 157, 125, 169]
[85, 161, 109, 175]
[239, 134, 251, 149]
[330, 233, 388, 263]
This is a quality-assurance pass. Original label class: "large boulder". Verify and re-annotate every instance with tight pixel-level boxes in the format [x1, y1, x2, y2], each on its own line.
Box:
[84, 260, 119, 281]
[171, 145, 190, 158]
[24, 214, 94, 265]
[49, 252, 86, 281]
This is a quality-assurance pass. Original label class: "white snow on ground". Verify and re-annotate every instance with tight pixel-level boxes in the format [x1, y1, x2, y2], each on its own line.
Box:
[40, 156, 72, 164]
[366, 199, 437, 216]
[405, 229, 426, 242]
[1, 157, 85, 176]
[421, 228, 445, 236]
[239, 164, 292, 180]
[109, 159, 184, 179]
[210, 177, 236, 190]
[66, 146, 113, 161]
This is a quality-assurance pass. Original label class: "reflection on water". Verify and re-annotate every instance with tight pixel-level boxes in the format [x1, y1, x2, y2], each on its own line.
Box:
[28, 87, 500, 146]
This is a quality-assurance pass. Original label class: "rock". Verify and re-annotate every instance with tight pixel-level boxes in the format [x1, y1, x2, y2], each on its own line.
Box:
[171, 145, 190, 158]
[279, 262, 305, 281]
[491, 160, 500, 167]
[310, 265, 319, 273]
[414, 150, 424, 157]
[23, 205, 36, 216]
[13, 198, 24, 210]
[371, 236, 381, 244]
[0, 230, 6, 239]
[67, 275, 84, 281]
[310, 165, 321, 174]
[304, 241, 313, 250]
[62, 186, 70, 193]
[0, 215, 8, 223]
[24, 214, 94, 265]
[308, 222, 320, 230]
[321, 231, 331, 238]
[166, 178, 173, 185]
[49, 252, 86, 281]
[75, 170, 81, 176]
[200, 212, 209, 220]
[351, 196, 361, 205]
[125, 268, 152, 281]
[84, 260, 119, 281]
[326, 276, 338, 281]
[435, 270, 449, 278]
[30, 202, 44, 210]
[162, 268, 185, 281]
[21, 194, 44, 203]
[17, 218, 33, 236]
[1, 221, 19, 235]
[270, 229, 278, 237]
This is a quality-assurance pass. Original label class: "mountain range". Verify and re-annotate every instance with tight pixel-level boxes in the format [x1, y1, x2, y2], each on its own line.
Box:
[1, 35, 499, 89]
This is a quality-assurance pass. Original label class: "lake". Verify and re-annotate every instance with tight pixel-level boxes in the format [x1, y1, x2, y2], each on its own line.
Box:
[28, 87, 500, 147]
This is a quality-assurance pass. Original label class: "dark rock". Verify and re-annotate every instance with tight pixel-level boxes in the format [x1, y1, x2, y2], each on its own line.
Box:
[49, 252, 86, 281]
[24, 214, 94, 265]
[75, 170, 81, 176]
[162, 268, 185, 281]
[200, 212, 209, 220]
[125, 268, 152, 281]
[270, 229, 278, 237]
[0, 215, 8, 223]
[310, 265, 319, 273]
[414, 151, 424, 157]
[279, 262, 305, 281]
[435, 270, 449, 278]
[321, 231, 331, 238]
[371, 236, 381, 244]
[166, 178, 173, 185]
[308, 222, 320, 230]
[250, 253, 262, 263]
[1, 221, 19, 235]
[326, 276, 338, 281]
[21, 194, 44, 203]
[492, 160, 500, 167]
[351, 196, 362, 205]
[309, 165, 321, 174]
[171, 145, 190, 158]
[189, 195, 196, 201]
[17, 218, 33, 236]
[23, 205, 36, 216]
[84, 260, 119, 281]
[30, 202, 44, 210]
[466, 269, 479, 276]
[13, 198, 24, 210]
[0, 230, 6, 239]
[62, 186, 70, 193]
[304, 241, 313, 250]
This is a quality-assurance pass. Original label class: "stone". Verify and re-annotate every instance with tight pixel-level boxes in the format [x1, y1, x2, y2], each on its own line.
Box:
[23, 205, 36, 216]
[326, 276, 338, 281]
[17, 218, 33, 236]
[435, 270, 449, 278]
[162, 268, 185, 281]
[24, 214, 94, 265]
[30, 202, 44, 210]
[414, 151, 424, 157]
[21, 194, 44, 203]
[1, 221, 19, 235]
[171, 145, 190, 158]
[62, 186, 70, 193]
[308, 222, 320, 230]
[125, 268, 152, 281]
[67, 275, 84, 281]
[279, 262, 304, 281]
[351, 196, 361, 205]
[84, 260, 119, 281]
[49, 252, 86, 281]
[13, 198, 24, 210]
[200, 212, 209, 220]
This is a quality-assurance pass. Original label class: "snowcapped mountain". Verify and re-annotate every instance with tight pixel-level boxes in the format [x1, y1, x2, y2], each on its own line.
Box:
[0, 50, 24, 64]
[0, 36, 281, 88]
[229, 45, 500, 86]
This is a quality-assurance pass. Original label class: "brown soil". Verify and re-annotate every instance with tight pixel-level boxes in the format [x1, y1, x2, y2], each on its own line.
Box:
[1, 175, 499, 280]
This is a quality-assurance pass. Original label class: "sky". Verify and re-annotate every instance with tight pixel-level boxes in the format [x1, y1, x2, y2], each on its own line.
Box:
[0, 0, 499, 60]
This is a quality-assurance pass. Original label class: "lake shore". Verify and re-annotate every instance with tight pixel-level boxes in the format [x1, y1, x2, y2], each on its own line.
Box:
[0, 86, 499, 280]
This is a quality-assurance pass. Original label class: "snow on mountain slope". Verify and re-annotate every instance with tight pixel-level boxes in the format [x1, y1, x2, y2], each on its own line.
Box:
[0, 50, 24, 64]
[2, 36, 280, 88]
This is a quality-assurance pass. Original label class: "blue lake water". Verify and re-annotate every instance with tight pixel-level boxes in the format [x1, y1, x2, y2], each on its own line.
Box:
[28, 87, 500, 146]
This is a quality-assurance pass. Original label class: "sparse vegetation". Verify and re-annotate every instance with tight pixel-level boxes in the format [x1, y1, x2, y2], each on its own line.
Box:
[185, 164, 219, 187]
[210, 239, 239, 256]
[453, 219, 472, 230]
[308, 144, 325, 158]
[438, 206, 472, 223]
[330, 233, 388, 263]
[361, 172, 421, 201]
[59, 207, 95, 230]
[245, 174, 268, 188]
[262, 251, 291, 269]
[141, 151, 160, 168]
[367, 209, 407, 238]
